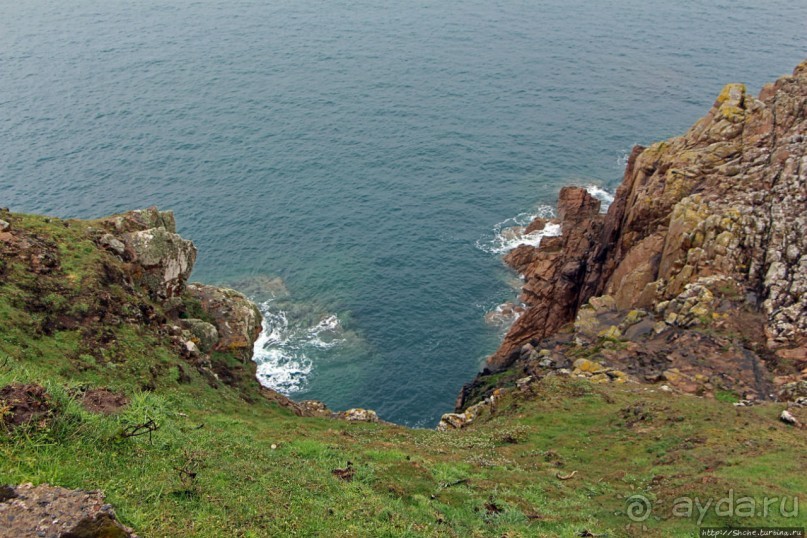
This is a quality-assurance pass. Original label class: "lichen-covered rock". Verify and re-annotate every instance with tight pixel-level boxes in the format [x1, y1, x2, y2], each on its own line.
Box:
[337, 408, 379, 422]
[0, 483, 137, 537]
[298, 400, 331, 415]
[180, 318, 219, 353]
[488, 61, 807, 373]
[439, 394, 499, 430]
[573, 358, 607, 374]
[98, 233, 126, 256]
[437, 412, 468, 431]
[655, 278, 724, 328]
[97, 206, 177, 235]
[121, 228, 197, 299]
[186, 284, 262, 363]
[778, 381, 807, 402]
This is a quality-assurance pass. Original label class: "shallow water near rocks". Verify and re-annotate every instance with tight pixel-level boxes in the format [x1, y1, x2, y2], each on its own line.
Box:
[2, 0, 805, 426]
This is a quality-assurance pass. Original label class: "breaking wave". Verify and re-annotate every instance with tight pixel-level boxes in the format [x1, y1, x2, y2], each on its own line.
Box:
[252, 301, 344, 394]
[476, 205, 560, 254]
[584, 184, 614, 212]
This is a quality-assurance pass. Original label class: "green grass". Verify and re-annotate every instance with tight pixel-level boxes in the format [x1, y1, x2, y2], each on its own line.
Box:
[1, 211, 805, 536]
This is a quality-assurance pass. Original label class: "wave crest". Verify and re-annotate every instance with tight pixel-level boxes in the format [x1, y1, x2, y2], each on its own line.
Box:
[584, 184, 614, 212]
[252, 301, 344, 394]
[476, 205, 560, 254]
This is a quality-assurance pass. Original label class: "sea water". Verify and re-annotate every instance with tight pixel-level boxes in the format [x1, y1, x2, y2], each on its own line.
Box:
[2, 0, 805, 426]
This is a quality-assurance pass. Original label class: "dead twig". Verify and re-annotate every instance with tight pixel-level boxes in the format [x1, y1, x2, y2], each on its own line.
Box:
[118, 419, 159, 444]
[440, 478, 469, 489]
[556, 471, 577, 481]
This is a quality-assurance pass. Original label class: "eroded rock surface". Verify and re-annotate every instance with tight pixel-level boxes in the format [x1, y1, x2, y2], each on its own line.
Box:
[0, 483, 137, 538]
[93, 207, 196, 299]
[120, 228, 196, 299]
[186, 283, 262, 363]
[467, 61, 807, 410]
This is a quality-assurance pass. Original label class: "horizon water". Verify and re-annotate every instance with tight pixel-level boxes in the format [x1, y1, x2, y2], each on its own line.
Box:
[2, 0, 805, 426]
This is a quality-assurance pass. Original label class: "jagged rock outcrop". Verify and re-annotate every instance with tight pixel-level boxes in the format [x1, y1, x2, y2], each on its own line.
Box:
[120, 228, 196, 299]
[90, 207, 264, 366]
[185, 284, 262, 363]
[94, 207, 196, 299]
[84, 207, 269, 395]
[493, 187, 605, 368]
[471, 61, 807, 408]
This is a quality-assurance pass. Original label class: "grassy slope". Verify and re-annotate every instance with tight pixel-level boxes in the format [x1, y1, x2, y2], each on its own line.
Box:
[1, 213, 805, 537]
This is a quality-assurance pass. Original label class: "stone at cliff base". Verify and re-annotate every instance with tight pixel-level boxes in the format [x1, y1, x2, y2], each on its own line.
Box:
[337, 408, 379, 422]
[186, 284, 262, 363]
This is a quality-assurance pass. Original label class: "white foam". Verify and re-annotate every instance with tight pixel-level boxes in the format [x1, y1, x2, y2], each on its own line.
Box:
[484, 302, 525, 326]
[255, 349, 312, 394]
[251, 301, 343, 394]
[584, 185, 614, 212]
[476, 205, 560, 254]
[307, 314, 342, 349]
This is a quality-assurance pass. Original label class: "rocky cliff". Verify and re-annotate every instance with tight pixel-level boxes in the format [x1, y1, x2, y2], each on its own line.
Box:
[456, 61, 807, 415]
[0, 206, 276, 402]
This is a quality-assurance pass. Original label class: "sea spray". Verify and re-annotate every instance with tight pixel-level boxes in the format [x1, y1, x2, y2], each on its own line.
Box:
[251, 300, 347, 394]
[476, 185, 614, 338]
[475, 205, 560, 254]
[474, 184, 615, 256]
[584, 184, 615, 212]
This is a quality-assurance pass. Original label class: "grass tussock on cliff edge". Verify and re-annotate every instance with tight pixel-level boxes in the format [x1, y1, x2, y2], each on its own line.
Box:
[1, 213, 805, 537]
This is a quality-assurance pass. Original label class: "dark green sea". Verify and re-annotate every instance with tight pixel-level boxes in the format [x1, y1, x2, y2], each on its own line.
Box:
[2, 0, 805, 426]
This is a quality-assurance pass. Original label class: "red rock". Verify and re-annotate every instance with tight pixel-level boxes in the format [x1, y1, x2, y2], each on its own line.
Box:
[486, 60, 807, 372]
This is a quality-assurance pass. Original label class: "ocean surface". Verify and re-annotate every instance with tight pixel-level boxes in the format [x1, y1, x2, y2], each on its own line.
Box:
[2, 0, 805, 426]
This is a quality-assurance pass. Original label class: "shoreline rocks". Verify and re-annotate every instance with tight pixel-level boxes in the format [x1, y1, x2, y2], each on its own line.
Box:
[459, 61, 807, 412]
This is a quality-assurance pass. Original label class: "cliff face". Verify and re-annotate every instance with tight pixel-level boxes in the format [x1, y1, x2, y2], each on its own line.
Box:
[461, 61, 807, 412]
[0, 206, 278, 404]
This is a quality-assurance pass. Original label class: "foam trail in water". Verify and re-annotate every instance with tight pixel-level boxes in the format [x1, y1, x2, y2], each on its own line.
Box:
[476, 205, 560, 254]
[584, 185, 614, 212]
[252, 301, 343, 394]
